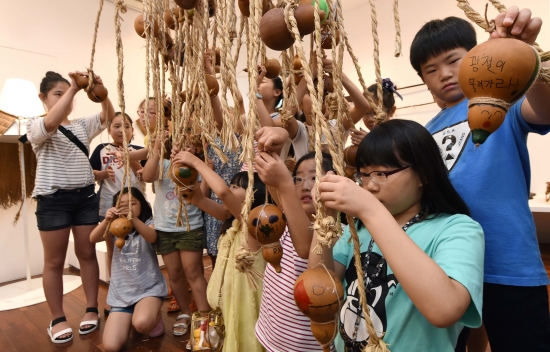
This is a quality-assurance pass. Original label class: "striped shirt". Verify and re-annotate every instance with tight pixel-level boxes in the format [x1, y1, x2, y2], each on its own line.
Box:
[27, 114, 105, 197]
[107, 218, 168, 307]
[255, 227, 335, 352]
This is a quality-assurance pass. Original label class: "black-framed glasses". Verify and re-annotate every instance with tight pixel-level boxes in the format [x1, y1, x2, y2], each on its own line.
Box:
[292, 174, 316, 186]
[354, 165, 410, 185]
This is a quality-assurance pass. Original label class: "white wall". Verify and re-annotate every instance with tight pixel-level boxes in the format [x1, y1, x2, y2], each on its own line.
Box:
[0, 0, 549, 282]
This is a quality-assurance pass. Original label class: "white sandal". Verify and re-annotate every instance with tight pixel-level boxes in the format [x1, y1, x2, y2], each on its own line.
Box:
[79, 307, 100, 335]
[173, 313, 190, 336]
[47, 317, 73, 344]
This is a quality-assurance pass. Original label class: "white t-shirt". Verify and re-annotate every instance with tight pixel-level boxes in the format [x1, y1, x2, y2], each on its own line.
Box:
[26, 113, 106, 197]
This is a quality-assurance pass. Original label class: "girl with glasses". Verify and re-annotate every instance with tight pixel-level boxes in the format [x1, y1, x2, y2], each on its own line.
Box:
[310, 119, 485, 351]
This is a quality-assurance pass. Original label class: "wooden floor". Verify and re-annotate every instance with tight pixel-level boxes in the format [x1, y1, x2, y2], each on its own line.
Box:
[0, 246, 548, 352]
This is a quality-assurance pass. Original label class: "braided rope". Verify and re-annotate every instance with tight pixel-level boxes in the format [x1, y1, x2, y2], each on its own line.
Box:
[236, 0, 263, 287]
[87, 0, 104, 92]
[392, 0, 402, 57]
[367, 0, 386, 125]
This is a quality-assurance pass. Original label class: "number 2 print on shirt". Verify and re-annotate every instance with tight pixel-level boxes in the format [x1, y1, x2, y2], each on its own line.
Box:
[431, 120, 470, 171]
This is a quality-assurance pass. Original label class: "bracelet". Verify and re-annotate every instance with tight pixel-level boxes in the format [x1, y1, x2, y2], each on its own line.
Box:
[256, 92, 263, 100]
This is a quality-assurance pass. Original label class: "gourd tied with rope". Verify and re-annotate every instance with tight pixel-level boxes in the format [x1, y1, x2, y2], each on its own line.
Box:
[170, 162, 199, 200]
[294, 264, 344, 352]
[458, 38, 540, 146]
[247, 203, 287, 273]
[70, 72, 108, 103]
[110, 217, 133, 251]
[455, 0, 550, 146]
[243, 57, 281, 79]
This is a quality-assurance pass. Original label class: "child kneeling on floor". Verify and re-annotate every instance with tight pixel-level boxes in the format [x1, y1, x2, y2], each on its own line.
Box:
[90, 187, 167, 351]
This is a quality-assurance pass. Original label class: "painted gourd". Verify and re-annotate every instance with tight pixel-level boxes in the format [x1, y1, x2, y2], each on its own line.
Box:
[262, 243, 283, 273]
[247, 204, 286, 244]
[134, 14, 159, 38]
[320, 25, 340, 49]
[248, 204, 287, 273]
[294, 265, 344, 323]
[293, 55, 303, 84]
[458, 38, 539, 145]
[174, 0, 198, 10]
[170, 162, 199, 199]
[343, 145, 358, 167]
[71, 72, 108, 103]
[265, 58, 281, 79]
[294, 4, 326, 36]
[110, 217, 133, 251]
[260, 8, 295, 51]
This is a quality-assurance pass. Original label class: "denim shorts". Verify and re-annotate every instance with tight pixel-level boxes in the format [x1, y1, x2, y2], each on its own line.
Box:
[35, 185, 99, 231]
[110, 297, 164, 314]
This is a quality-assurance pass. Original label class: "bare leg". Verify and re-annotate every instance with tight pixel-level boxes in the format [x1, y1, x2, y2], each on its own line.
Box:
[180, 250, 210, 311]
[209, 254, 217, 270]
[102, 312, 133, 352]
[73, 225, 100, 327]
[40, 228, 72, 338]
[132, 297, 163, 334]
[161, 251, 192, 315]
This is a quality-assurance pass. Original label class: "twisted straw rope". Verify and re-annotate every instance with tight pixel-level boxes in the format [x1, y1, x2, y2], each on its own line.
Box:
[236, 0, 263, 288]
[392, 0, 402, 57]
[87, 0, 104, 92]
[367, 0, 386, 125]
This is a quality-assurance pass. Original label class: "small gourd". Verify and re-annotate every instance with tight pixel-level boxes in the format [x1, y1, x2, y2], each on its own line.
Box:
[170, 162, 199, 199]
[343, 145, 358, 168]
[70, 72, 108, 103]
[248, 204, 287, 273]
[110, 217, 133, 252]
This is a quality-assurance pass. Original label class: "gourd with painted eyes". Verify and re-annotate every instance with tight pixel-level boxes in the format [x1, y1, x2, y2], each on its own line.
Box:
[458, 38, 540, 146]
[247, 204, 287, 273]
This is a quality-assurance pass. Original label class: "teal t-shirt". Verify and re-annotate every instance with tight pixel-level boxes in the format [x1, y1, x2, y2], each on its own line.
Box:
[333, 214, 484, 352]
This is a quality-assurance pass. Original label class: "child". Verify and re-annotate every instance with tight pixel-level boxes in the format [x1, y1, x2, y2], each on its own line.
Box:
[90, 187, 167, 352]
[254, 151, 338, 351]
[26, 71, 115, 343]
[172, 127, 290, 352]
[313, 119, 484, 351]
[142, 130, 208, 337]
[90, 112, 145, 316]
[409, 8, 550, 351]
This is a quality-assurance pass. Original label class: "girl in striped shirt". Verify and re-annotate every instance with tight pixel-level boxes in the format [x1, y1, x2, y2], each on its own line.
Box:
[254, 151, 337, 352]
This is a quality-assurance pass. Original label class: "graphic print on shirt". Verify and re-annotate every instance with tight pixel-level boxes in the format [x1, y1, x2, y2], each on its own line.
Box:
[164, 190, 178, 219]
[120, 236, 141, 270]
[340, 252, 398, 349]
[431, 119, 470, 171]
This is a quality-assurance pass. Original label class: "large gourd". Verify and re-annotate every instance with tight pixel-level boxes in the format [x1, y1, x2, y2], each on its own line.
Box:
[458, 38, 539, 145]
[260, 8, 295, 51]
[294, 265, 344, 351]
[247, 204, 286, 273]
[70, 72, 108, 103]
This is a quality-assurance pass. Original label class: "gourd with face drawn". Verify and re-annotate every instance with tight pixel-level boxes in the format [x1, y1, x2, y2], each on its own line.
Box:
[248, 204, 287, 272]
[458, 38, 539, 145]
[170, 162, 199, 199]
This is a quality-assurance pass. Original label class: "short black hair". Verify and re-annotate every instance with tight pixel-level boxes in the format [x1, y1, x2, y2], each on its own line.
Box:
[410, 17, 477, 77]
[356, 119, 470, 217]
[112, 111, 133, 126]
[40, 71, 70, 95]
[112, 187, 153, 224]
[272, 77, 283, 107]
[368, 83, 395, 111]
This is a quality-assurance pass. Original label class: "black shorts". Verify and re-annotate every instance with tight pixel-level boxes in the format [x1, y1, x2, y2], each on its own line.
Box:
[483, 283, 550, 352]
[35, 185, 99, 231]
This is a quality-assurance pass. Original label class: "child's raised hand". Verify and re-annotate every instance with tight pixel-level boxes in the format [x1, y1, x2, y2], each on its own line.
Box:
[255, 126, 289, 153]
[107, 149, 125, 169]
[318, 172, 370, 218]
[350, 127, 368, 146]
[173, 149, 200, 167]
[490, 6, 542, 45]
[170, 143, 181, 159]
[255, 152, 293, 188]
[105, 207, 119, 222]
[257, 65, 267, 87]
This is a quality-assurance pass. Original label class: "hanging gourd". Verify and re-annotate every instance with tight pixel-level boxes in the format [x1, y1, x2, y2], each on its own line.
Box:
[343, 145, 358, 168]
[164, 8, 184, 30]
[170, 162, 199, 199]
[260, 8, 295, 51]
[294, 265, 344, 351]
[174, 0, 199, 10]
[458, 38, 539, 146]
[70, 72, 108, 103]
[244, 58, 281, 79]
[294, 3, 326, 36]
[110, 217, 133, 251]
[320, 25, 340, 49]
[134, 14, 159, 38]
[293, 55, 303, 84]
[247, 204, 287, 273]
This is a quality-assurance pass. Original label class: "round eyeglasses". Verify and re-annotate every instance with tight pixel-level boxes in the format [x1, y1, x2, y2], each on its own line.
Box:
[354, 165, 410, 185]
[292, 174, 316, 186]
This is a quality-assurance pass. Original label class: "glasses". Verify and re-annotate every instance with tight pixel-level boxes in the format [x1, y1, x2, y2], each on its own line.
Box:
[354, 165, 410, 185]
[292, 174, 316, 186]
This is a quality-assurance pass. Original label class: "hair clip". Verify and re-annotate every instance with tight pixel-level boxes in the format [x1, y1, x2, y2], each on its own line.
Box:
[382, 78, 403, 101]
